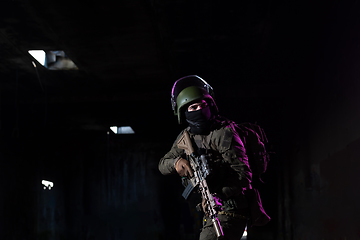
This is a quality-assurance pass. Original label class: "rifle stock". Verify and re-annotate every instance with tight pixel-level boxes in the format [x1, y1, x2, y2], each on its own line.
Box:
[177, 130, 194, 156]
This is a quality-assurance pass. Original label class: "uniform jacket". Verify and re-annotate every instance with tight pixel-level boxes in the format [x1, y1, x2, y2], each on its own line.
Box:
[159, 116, 271, 226]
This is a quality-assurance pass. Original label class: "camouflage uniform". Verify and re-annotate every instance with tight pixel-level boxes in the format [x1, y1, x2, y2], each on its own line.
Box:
[159, 116, 250, 240]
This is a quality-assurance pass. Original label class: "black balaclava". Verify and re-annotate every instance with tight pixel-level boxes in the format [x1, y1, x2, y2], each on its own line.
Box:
[185, 104, 214, 135]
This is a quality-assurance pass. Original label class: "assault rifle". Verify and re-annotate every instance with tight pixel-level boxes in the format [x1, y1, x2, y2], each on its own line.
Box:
[177, 130, 224, 239]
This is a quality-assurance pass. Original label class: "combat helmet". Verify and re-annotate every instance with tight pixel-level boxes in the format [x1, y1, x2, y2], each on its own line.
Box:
[171, 75, 219, 124]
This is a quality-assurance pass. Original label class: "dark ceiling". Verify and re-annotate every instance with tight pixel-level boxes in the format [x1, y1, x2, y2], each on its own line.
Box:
[0, 0, 329, 137]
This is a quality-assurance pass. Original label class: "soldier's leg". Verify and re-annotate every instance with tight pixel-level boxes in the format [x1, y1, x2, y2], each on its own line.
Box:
[199, 225, 216, 240]
[199, 215, 247, 240]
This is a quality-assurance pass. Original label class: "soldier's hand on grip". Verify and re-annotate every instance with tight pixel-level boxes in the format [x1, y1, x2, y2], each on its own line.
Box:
[175, 158, 194, 177]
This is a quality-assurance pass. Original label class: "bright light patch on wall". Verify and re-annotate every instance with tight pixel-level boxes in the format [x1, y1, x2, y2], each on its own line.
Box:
[28, 50, 46, 66]
[241, 226, 247, 239]
[42, 180, 54, 190]
[110, 126, 118, 133]
[28, 50, 78, 70]
[110, 126, 135, 134]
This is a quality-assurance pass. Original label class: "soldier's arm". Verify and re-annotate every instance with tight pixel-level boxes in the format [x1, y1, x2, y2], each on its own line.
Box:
[158, 131, 186, 175]
[216, 125, 252, 189]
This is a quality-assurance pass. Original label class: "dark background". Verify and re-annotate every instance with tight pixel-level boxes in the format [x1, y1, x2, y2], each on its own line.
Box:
[1, 0, 360, 239]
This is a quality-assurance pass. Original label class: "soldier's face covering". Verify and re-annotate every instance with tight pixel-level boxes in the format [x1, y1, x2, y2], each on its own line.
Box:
[185, 105, 213, 134]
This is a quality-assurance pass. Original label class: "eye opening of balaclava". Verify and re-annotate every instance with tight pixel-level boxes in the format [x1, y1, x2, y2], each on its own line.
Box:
[184, 100, 214, 135]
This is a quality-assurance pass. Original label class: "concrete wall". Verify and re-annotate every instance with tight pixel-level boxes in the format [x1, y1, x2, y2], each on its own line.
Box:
[0, 110, 195, 240]
[289, 1, 360, 239]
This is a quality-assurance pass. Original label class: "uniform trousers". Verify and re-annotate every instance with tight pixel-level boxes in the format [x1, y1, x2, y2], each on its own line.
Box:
[199, 213, 247, 240]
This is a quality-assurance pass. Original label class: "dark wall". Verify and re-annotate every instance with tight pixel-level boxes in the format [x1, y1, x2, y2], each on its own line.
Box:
[288, 1, 360, 238]
[0, 115, 188, 240]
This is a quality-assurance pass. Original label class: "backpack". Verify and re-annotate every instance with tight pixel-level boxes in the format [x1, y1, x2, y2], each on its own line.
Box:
[235, 122, 270, 179]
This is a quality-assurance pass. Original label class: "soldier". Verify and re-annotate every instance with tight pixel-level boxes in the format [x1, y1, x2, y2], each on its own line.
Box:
[158, 75, 269, 240]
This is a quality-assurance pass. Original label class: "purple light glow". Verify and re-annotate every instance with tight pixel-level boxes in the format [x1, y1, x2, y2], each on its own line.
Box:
[213, 194, 223, 208]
